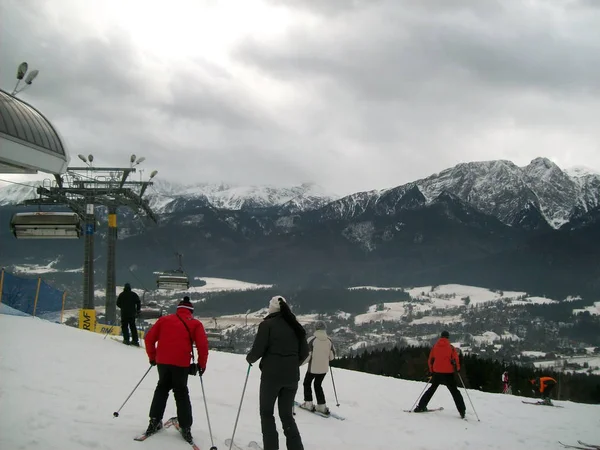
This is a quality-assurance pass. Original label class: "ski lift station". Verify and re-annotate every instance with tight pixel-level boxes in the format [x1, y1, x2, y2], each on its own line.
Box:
[0, 88, 69, 175]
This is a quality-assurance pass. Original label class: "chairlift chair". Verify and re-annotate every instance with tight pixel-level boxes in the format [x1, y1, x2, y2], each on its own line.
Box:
[155, 252, 190, 290]
[10, 211, 82, 239]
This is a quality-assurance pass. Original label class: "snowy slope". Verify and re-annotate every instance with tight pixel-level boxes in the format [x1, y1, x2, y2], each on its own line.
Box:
[1, 315, 600, 450]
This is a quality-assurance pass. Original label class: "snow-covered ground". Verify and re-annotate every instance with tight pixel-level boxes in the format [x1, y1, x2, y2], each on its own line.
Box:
[471, 331, 522, 345]
[11, 258, 82, 274]
[354, 284, 561, 325]
[92, 278, 273, 298]
[532, 356, 600, 375]
[573, 302, 600, 316]
[1, 315, 600, 450]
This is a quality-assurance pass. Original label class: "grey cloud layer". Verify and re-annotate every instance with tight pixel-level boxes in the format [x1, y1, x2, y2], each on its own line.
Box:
[2, 0, 600, 194]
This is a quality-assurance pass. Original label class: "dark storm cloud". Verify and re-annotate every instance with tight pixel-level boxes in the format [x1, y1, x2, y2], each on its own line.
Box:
[2, 0, 600, 194]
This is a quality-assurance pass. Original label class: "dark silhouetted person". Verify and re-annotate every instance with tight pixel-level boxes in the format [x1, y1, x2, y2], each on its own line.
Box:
[117, 283, 141, 346]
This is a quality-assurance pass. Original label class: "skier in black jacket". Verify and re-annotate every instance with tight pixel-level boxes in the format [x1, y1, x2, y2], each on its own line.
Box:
[117, 283, 141, 346]
[247, 296, 309, 450]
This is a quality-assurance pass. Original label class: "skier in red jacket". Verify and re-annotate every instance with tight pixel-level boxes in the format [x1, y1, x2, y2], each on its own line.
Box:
[143, 297, 209, 444]
[414, 330, 466, 418]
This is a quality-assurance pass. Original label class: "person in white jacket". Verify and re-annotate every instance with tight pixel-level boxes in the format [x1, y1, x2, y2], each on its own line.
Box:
[300, 321, 336, 414]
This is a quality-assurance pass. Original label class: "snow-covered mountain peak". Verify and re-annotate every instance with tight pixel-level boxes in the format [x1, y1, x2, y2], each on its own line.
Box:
[147, 180, 338, 213]
[565, 165, 600, 178]
[0, 182, 41, 206]
[523, 157, 564, 182]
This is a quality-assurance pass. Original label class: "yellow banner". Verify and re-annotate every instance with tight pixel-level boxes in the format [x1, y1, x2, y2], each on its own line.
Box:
[108, 214, 117, 228]
[79, 309, 97, 332]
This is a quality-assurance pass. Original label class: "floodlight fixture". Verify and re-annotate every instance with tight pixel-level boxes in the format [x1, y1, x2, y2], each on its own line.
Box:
[24, 70, 39, 84]
[17, 62, 28, 80]
[12, 62, 39, 96]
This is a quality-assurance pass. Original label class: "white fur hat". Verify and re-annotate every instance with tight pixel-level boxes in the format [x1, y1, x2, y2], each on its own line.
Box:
[268, 295, 286, 314]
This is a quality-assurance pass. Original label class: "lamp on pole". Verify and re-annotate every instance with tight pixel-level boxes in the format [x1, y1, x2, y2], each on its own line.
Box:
[12, 62, 39, 96]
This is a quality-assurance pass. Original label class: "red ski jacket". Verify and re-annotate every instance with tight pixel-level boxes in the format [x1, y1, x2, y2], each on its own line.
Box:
[145, 309, 209, 369]
[428, 337, 460, 374]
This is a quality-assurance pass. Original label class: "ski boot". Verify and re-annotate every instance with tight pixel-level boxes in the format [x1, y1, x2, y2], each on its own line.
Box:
[300, 401, 315, 411]
[180, 427, 193, 444]
[315, 403, 330, 415]
[145, 418, 163, 436]
[413, 405, 428, 413]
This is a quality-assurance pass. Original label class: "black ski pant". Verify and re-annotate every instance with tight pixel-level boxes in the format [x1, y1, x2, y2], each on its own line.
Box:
[418, 372, 466, 414]
[121, 316, 139, 344]
[149, 364, 193, 429]
[259, 378, 304, 450]
[542, 382, 555, 400]
[303, 372, 326, 405]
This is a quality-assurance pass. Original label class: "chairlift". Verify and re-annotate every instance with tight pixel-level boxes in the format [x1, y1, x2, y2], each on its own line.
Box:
[156, 252, 190, 290]
[10, 211, 82, 239]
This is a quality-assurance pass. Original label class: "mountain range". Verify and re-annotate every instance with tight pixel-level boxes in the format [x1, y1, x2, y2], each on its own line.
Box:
[2, 157, 600, 299]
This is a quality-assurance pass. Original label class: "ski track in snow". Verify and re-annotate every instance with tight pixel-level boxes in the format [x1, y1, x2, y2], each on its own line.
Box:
[0, 315, 599, 450]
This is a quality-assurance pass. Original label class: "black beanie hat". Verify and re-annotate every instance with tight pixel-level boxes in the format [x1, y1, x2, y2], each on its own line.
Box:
[177, 296, 193, 311]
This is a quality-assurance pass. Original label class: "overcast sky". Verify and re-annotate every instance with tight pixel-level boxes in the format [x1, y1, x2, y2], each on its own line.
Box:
[2, 0, 600, 196]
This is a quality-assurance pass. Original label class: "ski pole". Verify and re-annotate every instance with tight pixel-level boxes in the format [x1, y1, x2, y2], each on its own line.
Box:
[113, 365, 153, 417]
[330, 366, 340, 407]
[199, 373, 218, 450]
[457, 372, 480, 422]
[103, 325, 115, 340]
[229, 364, 252, 450]
[410, 376, 431, 412]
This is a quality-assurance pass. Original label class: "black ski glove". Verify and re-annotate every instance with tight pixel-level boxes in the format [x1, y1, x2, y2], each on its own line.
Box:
[150, 360, 156, 366]
[198, 364, 205, 376]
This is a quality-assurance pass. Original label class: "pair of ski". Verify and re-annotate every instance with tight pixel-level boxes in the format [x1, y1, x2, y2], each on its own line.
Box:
[110, 337, 143, 348]
[559, 441, 600, 449]
[293, 401, 346, 421]
[225, 438, 262, 450]
[134, 416, 201, 449]
[403, 407, 444, 413]
[521, 400, 564, 408]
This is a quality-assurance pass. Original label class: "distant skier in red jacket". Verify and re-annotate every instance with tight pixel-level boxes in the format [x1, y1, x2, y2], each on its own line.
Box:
[414, 330, 466, 418]
[502, 371, 511, 394]
[143, 297, 209, 444]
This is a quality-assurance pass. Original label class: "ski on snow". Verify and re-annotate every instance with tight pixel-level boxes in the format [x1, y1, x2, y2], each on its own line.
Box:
[134, 416, 200, 449]
[403, 407, 444, 413]
[225, 438, 263, 449]
[293, 401, 346, 421]
[559, 441, 600, 450]
[521, 400, 564, 408]
[578, 442, 600, 450]
[166, 416, 202, 449]
[133, 417, 175, 441]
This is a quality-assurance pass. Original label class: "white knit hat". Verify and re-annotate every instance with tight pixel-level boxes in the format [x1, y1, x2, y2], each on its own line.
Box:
[268, 295, 286, 314]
